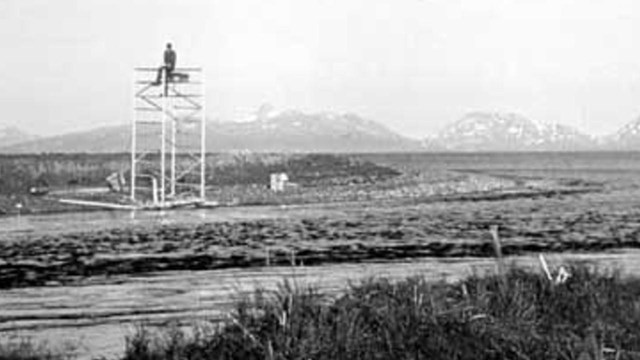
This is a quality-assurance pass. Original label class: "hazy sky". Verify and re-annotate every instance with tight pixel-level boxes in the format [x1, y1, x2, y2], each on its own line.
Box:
[2, 0, 640, 139]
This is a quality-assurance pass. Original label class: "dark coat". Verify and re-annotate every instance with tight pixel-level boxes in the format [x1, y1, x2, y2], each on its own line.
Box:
[164, 49, 176, 70]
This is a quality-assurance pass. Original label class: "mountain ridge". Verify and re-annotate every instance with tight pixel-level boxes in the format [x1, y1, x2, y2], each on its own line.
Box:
[427, 112, 598, 151]
[0, 110, 422, 153]
[4, 110, 640, 153]
[0, 126, 40, 148]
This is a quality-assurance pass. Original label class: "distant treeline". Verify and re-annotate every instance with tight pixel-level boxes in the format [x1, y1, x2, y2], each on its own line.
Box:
[0, 153, 126, 194]
[0, 153, 400, 195]
[210, 153, 400, 187]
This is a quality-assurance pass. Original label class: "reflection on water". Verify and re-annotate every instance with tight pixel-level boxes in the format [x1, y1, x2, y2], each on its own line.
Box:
[1, 250, 639, 360]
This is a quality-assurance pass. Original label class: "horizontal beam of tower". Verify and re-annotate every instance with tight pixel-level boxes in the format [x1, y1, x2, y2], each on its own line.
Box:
[134, 67, 203, 72]
[140, 94, 203, 98]
[136, 81, 203, 85]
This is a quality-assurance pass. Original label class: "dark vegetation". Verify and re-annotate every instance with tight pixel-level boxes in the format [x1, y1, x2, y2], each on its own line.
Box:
[208, 153, 399, 187]
[0, 153, 398, 195]
[0, 153, 125, 195]
[0, 336, 69, 360]
[122, 264, 640, 360]
[0, 153, 399, 215]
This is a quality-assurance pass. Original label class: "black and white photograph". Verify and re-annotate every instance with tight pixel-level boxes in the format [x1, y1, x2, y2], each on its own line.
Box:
[1, 0, 640, 359]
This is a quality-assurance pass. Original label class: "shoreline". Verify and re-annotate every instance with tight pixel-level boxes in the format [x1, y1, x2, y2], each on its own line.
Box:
[0, 184, 627, 290]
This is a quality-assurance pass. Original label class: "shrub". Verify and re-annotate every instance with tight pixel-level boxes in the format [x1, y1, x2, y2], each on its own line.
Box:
[0, 336, 71, 360]
[123, 264, 640, 360]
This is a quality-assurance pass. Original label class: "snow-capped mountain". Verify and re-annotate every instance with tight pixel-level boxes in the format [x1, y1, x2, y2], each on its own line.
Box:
[0, 108, 422, 153]
[211, 108, 422, 152]
[429, 112, 596, 151]
[604, 116, 640, 149]
[9, 108, 640, 153]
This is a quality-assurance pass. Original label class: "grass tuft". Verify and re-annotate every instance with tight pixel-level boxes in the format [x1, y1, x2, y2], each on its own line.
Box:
[122, 263, 640, 360]
[0, 336, 71, 360]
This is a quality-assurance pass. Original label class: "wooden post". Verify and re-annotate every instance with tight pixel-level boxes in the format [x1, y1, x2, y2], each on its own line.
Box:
[490, 225, 505, 278]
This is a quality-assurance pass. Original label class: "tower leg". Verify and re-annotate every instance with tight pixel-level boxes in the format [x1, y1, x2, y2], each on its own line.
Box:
[160, 69, 167, 205]
[131, 73, 137, 202]
[171, 87, 176, 198]
[200, 76, 206, 201]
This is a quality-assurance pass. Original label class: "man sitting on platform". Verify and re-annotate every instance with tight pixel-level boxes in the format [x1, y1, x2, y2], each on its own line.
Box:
[152, 43, 176, 86]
